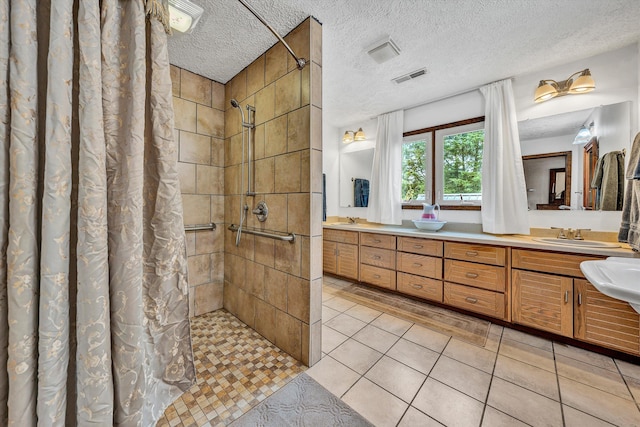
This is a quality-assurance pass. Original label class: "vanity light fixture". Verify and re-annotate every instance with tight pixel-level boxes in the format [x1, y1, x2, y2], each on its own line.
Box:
[342, 128, 366, 144]
[573, 121, 594, 145]
[534, 69, 595, 103]
[169, 0, 204, 34]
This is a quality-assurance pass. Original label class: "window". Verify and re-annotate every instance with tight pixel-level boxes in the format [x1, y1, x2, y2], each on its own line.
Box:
[402, 118, 484, 207]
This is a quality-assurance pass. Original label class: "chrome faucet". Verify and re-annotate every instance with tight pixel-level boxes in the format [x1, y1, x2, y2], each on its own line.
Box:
[347, 217, 357, 224]
[551, 227, 590, 240]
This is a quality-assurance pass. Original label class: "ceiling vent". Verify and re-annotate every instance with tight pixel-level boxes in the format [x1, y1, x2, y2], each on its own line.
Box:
[367, 37, 401, 64]
[392, 68, 428, 84]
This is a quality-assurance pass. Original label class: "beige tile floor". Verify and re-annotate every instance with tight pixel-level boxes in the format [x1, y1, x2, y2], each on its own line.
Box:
[309, 276, 640, 427]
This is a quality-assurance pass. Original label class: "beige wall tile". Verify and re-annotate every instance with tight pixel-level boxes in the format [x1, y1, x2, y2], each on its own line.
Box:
[181, 69, 212, 106]
[195, 229, 218, 254]
[196, 165, 223, 195]
[263, 194, 287, 232]
[311, 106, 322, 151]
[308, 149, 323, 194]
[274, 152, 301, 193]
[225, 253, 246, 289]
[310, 18, 322, 66]
[275, 71, 301, 116]
[300, 150, 310, 194]
[254, 124, 265, 160]
[287, 106, 310, 152]
[224, 164, 240, 196]
[185, 231, 196, 256]
[225, 103, 240, 138]
[311, 62, 322, 109]
[254, 157, 275, 194]
[187, 254, 211, 285]
[254, 299, 277, 343]
[237, 289, 256, 328]
[276, 310, 302, 360]
[265, 42, 288, 85]
[301, 64, 310, 107]
[285, 20, 310, 72]
[309, 235, 323, 280]
[287, 275, 310, 322]
[247, 54, 265, 95]
[188, 287, 195, 318]
[287, 193, 310, 236]
[302, 320, 322, 367]
[194, 282, 223, 315]
[223, 281, 239, 315]
[265, 115, 288, 158]
[197, 105, 224, 138]
[300, 235, 310, 280]
[246, 260, 265, 299]
[264, 266, 287, 311]
[210, 195, 224, 224]
[179, 131, 211, 165]
[225, 68, 247, 107]
[275, 238, 301, 276]
[255, 83, 275, 125]
[182, 194, 211, 225]
[170, 65, 180, 97]
[254, 236, 275, 268]
[173, 97, 197, 132]
[311, 192, 323, 236]
[211, 81, 225, 111]
[211, 252, 224, 282]
[211, 137, 224, 167]
[177, 162, 196, 194]
[224, 195, 240, 230]
[310, 278, 322, 324]
[226, 134, 242, 167]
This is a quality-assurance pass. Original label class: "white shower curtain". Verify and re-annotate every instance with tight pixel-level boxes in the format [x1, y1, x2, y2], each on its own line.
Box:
[367, 110, 404, 225]
[479, 80, 530, 234]
[0, 1, 194, 425]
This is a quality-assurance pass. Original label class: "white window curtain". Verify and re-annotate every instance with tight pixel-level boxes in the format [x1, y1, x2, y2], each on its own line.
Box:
[479, 80, 530, 234]
[366, 110, 404, 225]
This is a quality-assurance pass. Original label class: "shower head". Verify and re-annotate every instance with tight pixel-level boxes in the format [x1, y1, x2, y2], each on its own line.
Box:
[230, 99, 240, 109]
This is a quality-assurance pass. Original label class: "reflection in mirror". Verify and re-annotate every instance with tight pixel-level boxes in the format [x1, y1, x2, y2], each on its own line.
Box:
[339, 148, 374, 207]
[523, 152, 571, 210]
[519, 101, 631, 211]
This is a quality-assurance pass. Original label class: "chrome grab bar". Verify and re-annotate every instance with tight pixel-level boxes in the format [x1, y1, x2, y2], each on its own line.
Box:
[227, 224, 295, 243]
[184, 223, 216, 232]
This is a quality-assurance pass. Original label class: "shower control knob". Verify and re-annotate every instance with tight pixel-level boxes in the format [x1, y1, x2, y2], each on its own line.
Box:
[252, 201, 269, 222]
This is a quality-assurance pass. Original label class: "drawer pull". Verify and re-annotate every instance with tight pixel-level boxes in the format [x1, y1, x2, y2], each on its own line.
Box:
[413, 245, 423, 249]
[372, 255, 381, 260]
[465, 251, 479, 257]
[373, 274, 381, 279]
[465, 297, 478, 304]
[373, 239, 381, 243]
[564, 290, 569, 303]
[412, 263, 423, 267]
[578, 293, 582, 305]
[465, 272, 479, 279]
[411, 284, 423, 290]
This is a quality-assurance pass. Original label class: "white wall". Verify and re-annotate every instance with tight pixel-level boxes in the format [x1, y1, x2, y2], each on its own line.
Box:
[323, 43, 639, 231]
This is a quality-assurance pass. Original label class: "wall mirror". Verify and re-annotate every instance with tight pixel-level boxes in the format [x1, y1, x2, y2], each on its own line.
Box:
[519, 101, 631, 211]
[339, 148, 374, 207]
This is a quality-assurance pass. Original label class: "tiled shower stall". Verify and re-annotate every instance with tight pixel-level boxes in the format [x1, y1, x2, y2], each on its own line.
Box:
[173, 18, 323, 367]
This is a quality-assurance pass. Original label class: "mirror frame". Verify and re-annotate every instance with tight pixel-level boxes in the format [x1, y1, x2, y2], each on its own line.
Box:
[522, 151, 572, 209]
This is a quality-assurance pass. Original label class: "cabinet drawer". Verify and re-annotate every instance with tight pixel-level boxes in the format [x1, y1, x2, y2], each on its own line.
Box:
[397, 252, 442, 279]
[512, 249, 602, 278]
[323, 228, 358, 245]
[444, 259, 506, 292]
[360, 264, 396, 290]
[445, 242, 506, 266]
[361, 246, 395, 269]
[444, 282, 506, 320]
[397, 237, 443, 257]
[361, 232, 395, 249]
[397, 272, 443, 303]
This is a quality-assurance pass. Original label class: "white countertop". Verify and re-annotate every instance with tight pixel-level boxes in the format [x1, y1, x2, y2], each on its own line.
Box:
[323, 222, 639, 258]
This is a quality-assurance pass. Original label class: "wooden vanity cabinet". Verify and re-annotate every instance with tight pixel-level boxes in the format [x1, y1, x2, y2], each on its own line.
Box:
[574, 279, 640, 355]
[443, 242, 509, 320]
[323, 229, 359, 280]
[360, 232, 396, 290]
[396, 237, 444, 302]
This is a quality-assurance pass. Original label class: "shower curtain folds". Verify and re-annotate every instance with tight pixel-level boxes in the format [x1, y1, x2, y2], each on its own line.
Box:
[0, 1, 195, 425]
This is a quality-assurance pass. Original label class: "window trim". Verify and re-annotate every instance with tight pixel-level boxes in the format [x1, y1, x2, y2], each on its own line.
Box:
[402, 116, 485, 210]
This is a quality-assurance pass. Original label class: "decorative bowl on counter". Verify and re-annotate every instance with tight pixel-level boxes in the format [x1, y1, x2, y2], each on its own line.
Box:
[412, 220, 447, 231]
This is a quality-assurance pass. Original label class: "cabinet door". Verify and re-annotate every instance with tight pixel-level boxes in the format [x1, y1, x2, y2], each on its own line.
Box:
[337, 243, 359, 280]
[574, 279, 640, 355]
[512, 270, 573, 337]
[322, 241, 337, 274]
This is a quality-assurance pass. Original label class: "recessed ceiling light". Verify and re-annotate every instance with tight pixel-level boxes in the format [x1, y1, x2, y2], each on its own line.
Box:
[367, 37, 401, 64]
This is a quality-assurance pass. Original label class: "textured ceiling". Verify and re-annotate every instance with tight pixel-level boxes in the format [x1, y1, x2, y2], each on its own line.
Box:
[168, 0, 640, 129]
[518, 108, 592, 141]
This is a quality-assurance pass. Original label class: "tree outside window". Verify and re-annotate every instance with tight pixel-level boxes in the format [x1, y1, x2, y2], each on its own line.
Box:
[442, 130, 483, 200]
[401, 140, 426, 202]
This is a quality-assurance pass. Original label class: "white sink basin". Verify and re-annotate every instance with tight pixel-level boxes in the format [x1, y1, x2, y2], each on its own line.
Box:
[580, 257, 640, 313]
[532, 237, 620, 248]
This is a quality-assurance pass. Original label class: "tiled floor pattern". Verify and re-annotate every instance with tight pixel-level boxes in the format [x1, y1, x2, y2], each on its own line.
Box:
[157, 310, 305, 427]
[309, 276, 640, 426]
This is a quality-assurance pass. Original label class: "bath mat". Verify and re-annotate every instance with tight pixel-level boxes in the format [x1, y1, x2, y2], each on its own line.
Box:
[331, 282, 490, 347]
[229, 373, 373, 427]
